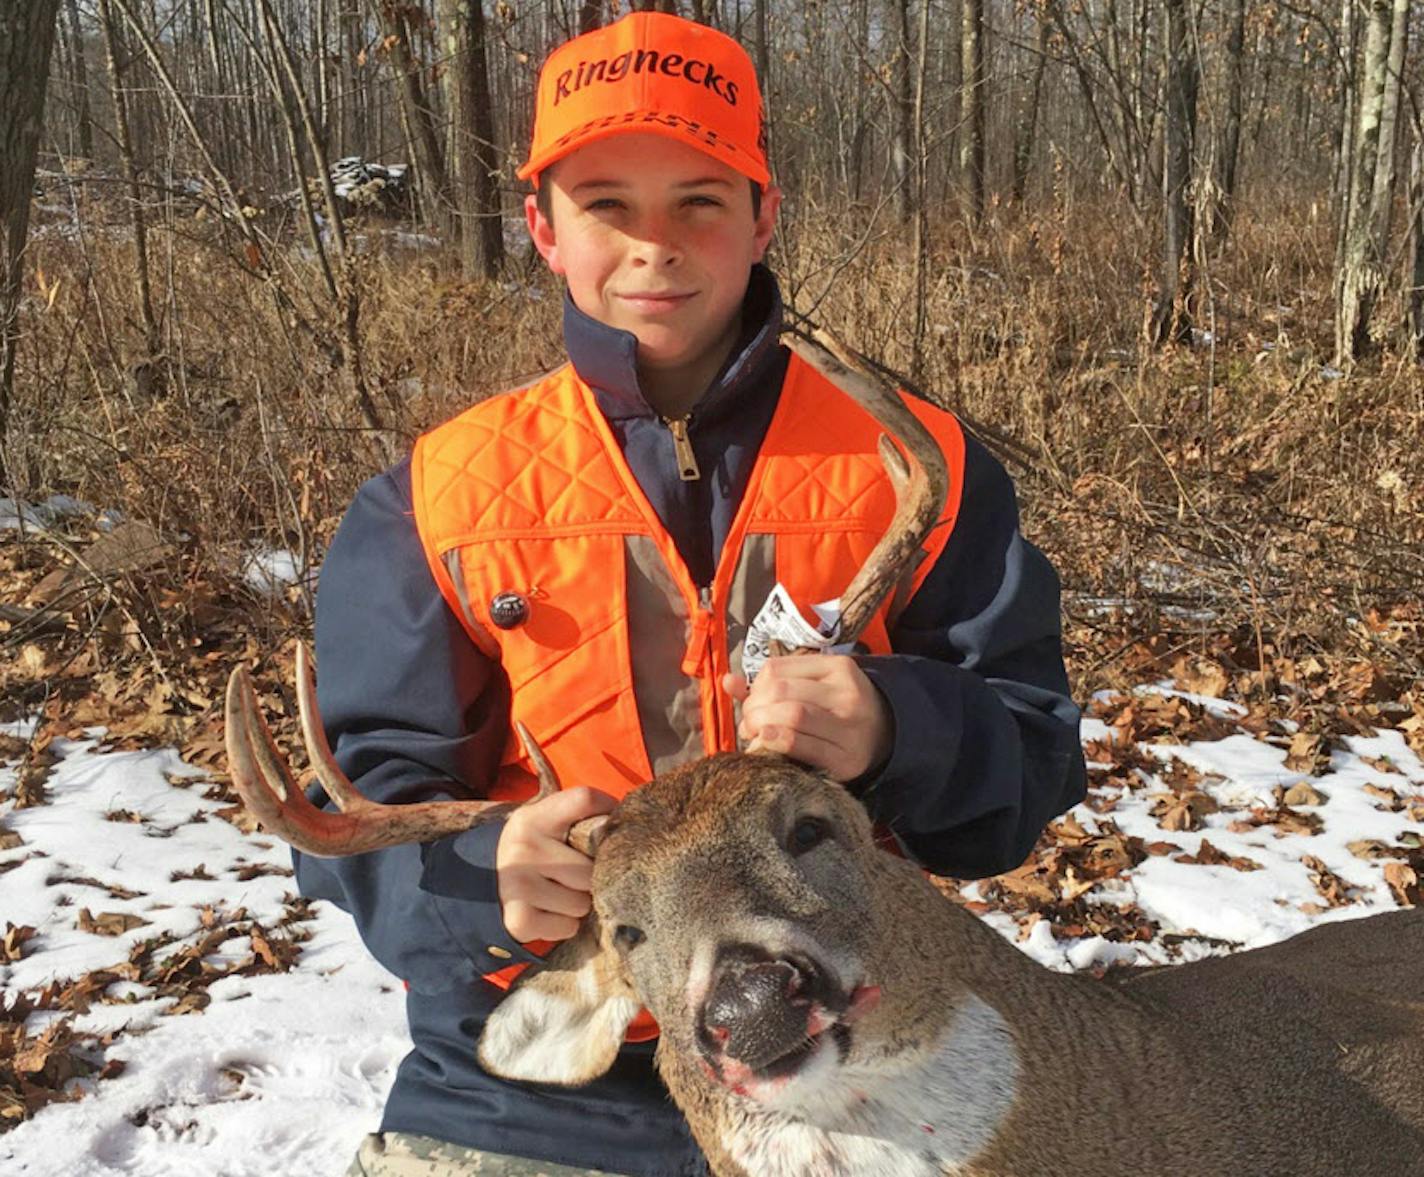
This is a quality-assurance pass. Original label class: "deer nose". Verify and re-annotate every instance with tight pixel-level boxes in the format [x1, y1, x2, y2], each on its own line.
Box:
[698, 946, 827, 1069]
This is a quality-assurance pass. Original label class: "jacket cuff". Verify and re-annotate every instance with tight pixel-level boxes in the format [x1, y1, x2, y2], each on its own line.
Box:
[419, 818, 543, 974]
[847, 655, 958, 797]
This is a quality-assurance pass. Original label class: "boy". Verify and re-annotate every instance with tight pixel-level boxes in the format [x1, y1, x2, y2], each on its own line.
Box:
[299, 12, 1086, 1177]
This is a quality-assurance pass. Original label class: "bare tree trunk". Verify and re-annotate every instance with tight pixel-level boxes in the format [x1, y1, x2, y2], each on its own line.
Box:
[201, 0, 235, 176]
[1148, 0, 1198, 347]
[910, 0, 931, 377]
[373, 0, 454, 238]
[315, 0, 332, 149]
[1333, 0, 1359, 287]
[579, 0, 605, 32]
[441, 0, 504, 279]
[97, 0, 160, 361]
[890, 0, 913, 222]
[960, 0, 985, 223]
[755, 0, 770, 156]
[1211, 0, 1245, 243]
[1012, 5, 1048, 204]
[1367, 0, 1408, 248]
[1335, 0, 1395, 364]
[64, 0, 93, 158]
[0, 0, 61, 487]
[1407, 125, 1424, 358]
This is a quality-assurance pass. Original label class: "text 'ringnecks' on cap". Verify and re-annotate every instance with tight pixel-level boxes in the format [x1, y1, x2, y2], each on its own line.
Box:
[519, 12, 769, 188]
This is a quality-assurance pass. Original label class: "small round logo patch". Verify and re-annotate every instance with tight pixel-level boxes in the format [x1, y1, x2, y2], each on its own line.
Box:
[489, 592, 529, 630]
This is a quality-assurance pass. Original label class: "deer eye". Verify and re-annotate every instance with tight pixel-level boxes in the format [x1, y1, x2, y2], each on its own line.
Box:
[614, 924, 645, 951]
[787, 816, 831, 856]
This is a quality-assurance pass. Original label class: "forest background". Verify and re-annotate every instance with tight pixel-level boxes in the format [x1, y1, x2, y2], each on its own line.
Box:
[1, 0, 1423, 1074]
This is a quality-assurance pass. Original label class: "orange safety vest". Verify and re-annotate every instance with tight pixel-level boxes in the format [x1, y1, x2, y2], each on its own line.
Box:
[410, 351, 966, 1035]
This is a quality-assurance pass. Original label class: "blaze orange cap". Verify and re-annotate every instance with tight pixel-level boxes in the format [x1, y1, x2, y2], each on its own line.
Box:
[518, 12, 769, 189]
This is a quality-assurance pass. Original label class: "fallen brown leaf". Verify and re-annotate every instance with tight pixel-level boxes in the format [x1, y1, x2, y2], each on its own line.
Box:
[76, 909, 151, 937]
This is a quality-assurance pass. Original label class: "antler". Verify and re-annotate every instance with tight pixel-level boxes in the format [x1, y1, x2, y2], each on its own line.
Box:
[778, 324, 950, 646]
[224, 644, 559, 857]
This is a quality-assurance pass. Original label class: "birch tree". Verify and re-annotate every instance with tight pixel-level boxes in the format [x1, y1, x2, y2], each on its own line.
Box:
[1335, 0, 1408, 364]
[1147, 0, 1198, 346]
[961, 0, 986, 222]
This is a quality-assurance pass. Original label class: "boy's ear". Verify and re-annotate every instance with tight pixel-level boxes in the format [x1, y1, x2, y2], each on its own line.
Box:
[524, 192, 565, 276]
[753, 184, 782, 263]
[477, 914, 641, 1086]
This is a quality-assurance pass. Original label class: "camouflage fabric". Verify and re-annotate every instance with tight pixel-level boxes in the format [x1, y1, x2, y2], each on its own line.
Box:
[345, 1132, 624, 1176]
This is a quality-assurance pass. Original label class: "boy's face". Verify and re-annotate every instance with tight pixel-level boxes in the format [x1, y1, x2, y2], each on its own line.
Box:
[525, 133, 780, 383]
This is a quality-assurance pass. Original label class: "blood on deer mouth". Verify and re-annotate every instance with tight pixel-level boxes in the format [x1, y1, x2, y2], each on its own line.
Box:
[696, 946, 882, 1094]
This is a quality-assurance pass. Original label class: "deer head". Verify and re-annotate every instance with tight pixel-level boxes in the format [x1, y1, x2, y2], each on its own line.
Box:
[478, 752, 910, 1095]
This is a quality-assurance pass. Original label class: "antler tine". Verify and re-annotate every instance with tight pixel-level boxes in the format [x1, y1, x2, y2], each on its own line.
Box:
[294, 643, 365, 813]
[515, 720, 561, 803]
[517, 720, 607, 857]
[781, 325, 950, 645]
[224, 646, 532, 858]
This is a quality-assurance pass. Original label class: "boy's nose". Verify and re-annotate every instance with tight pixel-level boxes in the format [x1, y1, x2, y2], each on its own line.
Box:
[629, 219, 683, 267]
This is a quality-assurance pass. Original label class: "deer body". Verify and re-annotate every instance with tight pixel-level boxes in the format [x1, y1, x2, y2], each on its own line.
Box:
[478, 754, 1424, 1177]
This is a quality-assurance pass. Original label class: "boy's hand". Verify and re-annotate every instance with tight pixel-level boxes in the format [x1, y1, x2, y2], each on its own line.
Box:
[496, 786, 617, 942]
[722, 655, 893, 782]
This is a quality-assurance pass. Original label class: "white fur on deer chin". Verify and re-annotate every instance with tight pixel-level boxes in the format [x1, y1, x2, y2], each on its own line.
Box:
[722, 994, 1019, 1177]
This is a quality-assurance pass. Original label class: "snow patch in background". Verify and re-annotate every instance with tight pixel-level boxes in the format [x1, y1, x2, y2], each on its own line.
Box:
[0, 496, 93, 531]
[240, 548, 315, 598]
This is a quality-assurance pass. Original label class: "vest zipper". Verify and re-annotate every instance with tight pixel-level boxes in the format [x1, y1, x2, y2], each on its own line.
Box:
[662, 414, 701, 482]
[681, 586, 714, 677]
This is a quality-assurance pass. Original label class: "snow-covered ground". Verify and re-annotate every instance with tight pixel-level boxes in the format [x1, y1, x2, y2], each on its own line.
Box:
[1, 697, 1420, 1175]
[0, 728, 408, 1176]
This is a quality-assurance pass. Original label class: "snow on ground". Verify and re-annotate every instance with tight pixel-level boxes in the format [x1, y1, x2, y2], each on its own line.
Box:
[1, 695, 1421, 1175]
[1, 727, 408, 1176]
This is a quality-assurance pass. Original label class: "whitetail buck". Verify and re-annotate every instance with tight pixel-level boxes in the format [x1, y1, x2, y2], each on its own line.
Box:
[226, 330, 1424, 1176]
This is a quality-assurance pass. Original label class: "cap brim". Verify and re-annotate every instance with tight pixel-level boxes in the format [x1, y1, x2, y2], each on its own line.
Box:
[518, 119, 770, 189]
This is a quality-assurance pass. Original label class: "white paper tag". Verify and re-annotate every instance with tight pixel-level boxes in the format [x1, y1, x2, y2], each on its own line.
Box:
[742, 584, 850, 682]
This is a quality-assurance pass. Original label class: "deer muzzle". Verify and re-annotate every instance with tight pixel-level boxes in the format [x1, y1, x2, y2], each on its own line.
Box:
[697, 945, 853, 1082]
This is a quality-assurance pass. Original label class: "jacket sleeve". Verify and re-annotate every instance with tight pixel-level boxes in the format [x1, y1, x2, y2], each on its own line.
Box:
[292, 459, 543, 994]
[853, 432, 1087, 879]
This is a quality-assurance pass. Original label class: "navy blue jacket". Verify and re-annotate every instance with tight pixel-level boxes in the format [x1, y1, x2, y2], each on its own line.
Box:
[295, 266, 1086, 1175]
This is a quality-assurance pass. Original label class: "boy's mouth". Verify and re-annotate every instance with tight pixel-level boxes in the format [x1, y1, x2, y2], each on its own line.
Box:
[618, 291, 695, 314]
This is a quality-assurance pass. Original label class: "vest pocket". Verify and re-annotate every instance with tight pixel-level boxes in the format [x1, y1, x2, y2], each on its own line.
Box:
[457, 535, 653, 798]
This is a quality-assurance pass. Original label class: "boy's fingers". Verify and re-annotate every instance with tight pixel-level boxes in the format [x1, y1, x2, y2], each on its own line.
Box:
[721, 672, 751, 700]
[754, 654, 853, 683]
[518, 785, 618, 841]
[506, 872, 594, 920]
[529, 842, 597, 891]
[739, 696, 836, 743]
[746, 724, 842, 774]
[504, 901, 583, 944]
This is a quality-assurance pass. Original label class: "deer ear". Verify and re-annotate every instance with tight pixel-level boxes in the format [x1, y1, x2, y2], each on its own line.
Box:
[477, 916, 641, 1086]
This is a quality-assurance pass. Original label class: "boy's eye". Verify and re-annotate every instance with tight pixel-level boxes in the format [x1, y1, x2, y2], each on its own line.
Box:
[586, 198, 625, 211]
[685, 195, 722, 208]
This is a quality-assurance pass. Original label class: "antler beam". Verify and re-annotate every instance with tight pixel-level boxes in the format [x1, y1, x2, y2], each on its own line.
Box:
[224, 644, 556, 857]
[780, 325, 950, 646]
